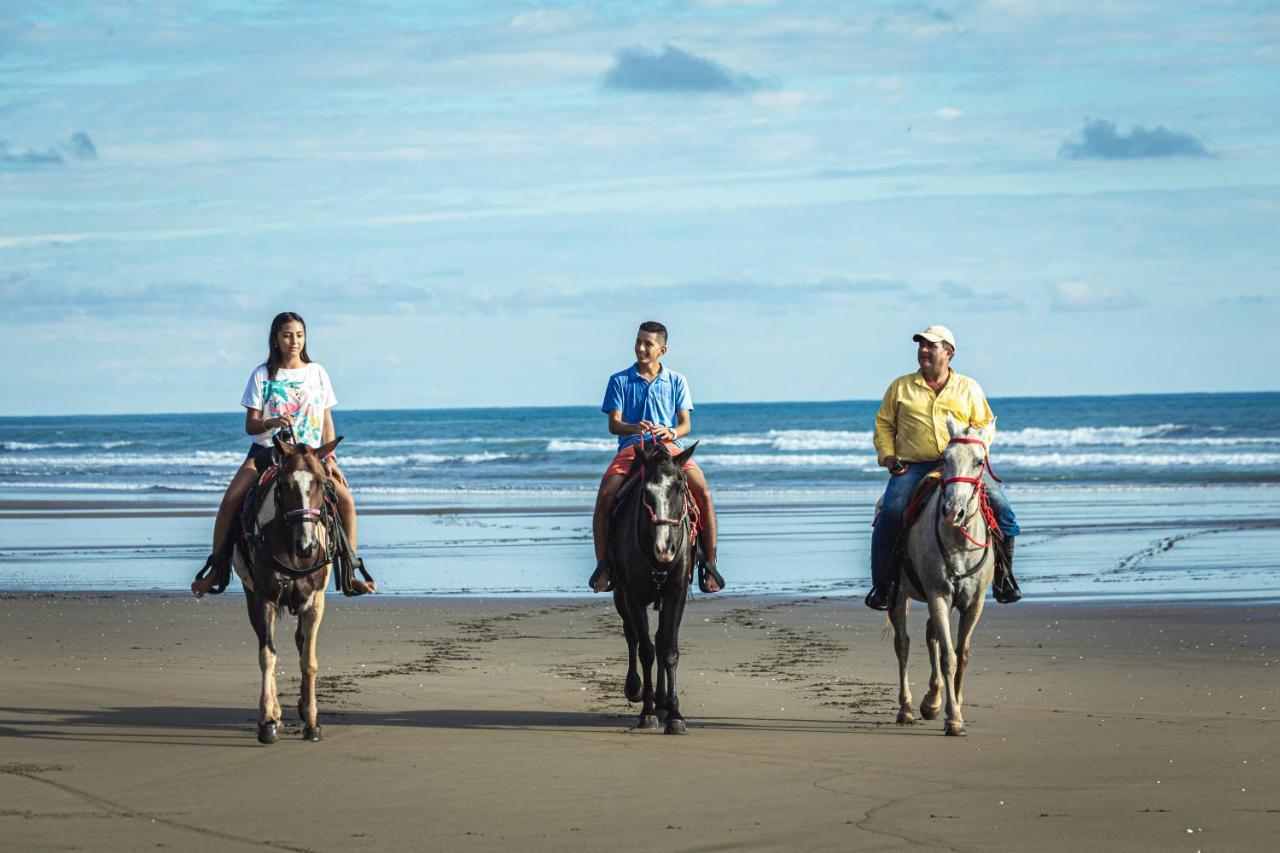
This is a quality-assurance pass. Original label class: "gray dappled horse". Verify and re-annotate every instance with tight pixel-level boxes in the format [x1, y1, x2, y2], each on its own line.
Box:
[232, 435, 342, 744]
[888, 417, 998, 736]
[610, 441, 700, 734]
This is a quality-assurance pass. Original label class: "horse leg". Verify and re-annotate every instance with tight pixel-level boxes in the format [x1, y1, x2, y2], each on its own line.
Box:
[613, 588, 642, 703]
[954, 596, 985, 709]
[920, 618, 944, 721]
[653, 617, 668, 718]
[660, 584, 689, 735]
[926, 595, 965, 736]
[297, 591, 326, 741]
[626, 593, 658, 730]
[249, 593, 281, 744]
[890, 596, 914, 724]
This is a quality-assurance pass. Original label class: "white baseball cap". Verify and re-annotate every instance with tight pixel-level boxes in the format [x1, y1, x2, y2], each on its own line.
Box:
[912, 324, 956, 349]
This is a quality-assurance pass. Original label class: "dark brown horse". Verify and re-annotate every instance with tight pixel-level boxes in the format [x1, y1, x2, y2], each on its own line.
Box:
[232, 434, 342, 744]
[609, 441, 699, 734]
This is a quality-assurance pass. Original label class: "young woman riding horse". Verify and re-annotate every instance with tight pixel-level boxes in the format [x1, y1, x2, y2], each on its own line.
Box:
[191, 312, 373, 597]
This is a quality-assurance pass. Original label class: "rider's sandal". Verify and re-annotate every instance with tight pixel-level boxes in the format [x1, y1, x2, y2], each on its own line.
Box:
[697, 559, 725, 594]
[588, 560, 612, 593]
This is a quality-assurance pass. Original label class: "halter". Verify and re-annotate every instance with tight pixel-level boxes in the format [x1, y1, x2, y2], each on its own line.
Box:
[938, 436, 1002, 551]
[254, 461, 336, 576]
[632, 433, 699, 588]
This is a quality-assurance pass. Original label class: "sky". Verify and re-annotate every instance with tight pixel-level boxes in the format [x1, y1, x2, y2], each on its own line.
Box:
[2, 0, 1278, 416]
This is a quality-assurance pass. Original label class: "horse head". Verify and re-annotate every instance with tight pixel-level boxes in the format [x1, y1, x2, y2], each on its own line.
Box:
[635, 441, 698, 568]
[272, 435, 342, 565]
[941, 416, 994, 528]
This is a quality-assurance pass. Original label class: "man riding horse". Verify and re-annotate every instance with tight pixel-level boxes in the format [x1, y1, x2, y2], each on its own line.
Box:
[588, 320, 724, 595]
[864, 324, 1022, 610]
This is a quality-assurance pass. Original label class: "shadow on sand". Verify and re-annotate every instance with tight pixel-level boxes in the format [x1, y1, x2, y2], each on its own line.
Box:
[0, 705, 897, 747]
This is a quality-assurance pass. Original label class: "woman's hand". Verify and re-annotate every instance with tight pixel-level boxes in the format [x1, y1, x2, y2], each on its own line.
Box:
[267, 414, 295, 431]
[324, 458, 348, 487]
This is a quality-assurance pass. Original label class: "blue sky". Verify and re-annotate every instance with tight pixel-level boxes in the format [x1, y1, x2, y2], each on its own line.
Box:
[2, 0, 1277, 415]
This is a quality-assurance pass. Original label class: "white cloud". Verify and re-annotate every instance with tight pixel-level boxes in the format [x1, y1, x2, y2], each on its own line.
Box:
[508, 9, 581, 34]
[1050, 281, 1145, 312]
[935, 106, 963, 120]
[752, 90, 828, 109]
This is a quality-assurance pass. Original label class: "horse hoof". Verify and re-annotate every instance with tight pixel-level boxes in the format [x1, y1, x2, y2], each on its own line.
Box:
[625, 675, 643, 704]
[257, 721, 278, 744]
[919, 704, 940, 721]
[945, 722, 967, 737]
[896, 711, 915, 725]
[302, 725, 323, 742]
[664, 718, 688, 735]
[637, 715, 659, 730]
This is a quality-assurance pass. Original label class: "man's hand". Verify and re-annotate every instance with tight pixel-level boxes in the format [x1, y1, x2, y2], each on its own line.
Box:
[638, 420, 676, 442]
[882, 455, 901, 471]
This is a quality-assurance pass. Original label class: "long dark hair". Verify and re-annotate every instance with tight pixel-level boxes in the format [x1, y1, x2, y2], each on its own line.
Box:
[265, 312, 312, 379]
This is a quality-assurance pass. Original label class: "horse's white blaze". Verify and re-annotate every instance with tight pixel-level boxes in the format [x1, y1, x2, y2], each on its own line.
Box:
[291, 470, 315, 502]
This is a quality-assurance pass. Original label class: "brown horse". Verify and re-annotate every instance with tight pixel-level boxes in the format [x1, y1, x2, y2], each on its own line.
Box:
[232, 434, 342, 744]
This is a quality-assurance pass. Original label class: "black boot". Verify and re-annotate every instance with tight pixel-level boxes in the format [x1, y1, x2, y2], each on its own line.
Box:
[864, 585, 891, 611]
[992, 536, 1022, 603]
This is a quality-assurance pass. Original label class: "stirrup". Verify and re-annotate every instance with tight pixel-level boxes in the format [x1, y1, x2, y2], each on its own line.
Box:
[588, 560, 612, 593]
[696, 559, 725, 593]
[193, 551, 232, 596]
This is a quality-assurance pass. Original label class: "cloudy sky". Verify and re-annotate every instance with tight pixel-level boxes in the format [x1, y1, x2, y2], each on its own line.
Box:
[2, 1, 1277, 415]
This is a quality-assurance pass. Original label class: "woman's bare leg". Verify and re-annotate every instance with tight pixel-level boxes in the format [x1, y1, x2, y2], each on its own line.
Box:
[332, 480, 375, 593]
[192, 462, 259, 597]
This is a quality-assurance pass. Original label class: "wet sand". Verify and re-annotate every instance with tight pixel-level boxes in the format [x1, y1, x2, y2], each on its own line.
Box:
[1, 593, 1277, 851]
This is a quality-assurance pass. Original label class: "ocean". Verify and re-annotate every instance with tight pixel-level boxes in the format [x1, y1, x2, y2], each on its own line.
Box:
[2, 393, 1277, 500]
[1, 392, 1278, 599]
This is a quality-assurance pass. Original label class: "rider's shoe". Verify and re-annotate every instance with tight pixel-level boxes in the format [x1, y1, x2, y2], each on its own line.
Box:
[992, 537, 1022, 604]
[696, 559, 725, 593]
[864, 585, 891, 611]
[588, 559, 612, 593]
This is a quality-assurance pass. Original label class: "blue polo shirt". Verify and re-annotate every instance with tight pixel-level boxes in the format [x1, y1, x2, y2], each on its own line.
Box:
[602, 363, 693, 450]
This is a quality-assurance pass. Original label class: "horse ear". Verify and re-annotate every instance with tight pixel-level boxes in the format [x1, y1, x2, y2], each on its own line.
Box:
[980, 417, 996, 448]
[946, 414, 962, 438]
[673, 441, 698, 469]
[316, 436, 343, 459]
[272, 433, 295, 458]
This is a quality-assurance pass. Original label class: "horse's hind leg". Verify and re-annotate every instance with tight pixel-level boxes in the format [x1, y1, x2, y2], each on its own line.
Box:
[890, 596, 914, 724]
[614, 589, 642, 704]
[248, 593, 281, 744]
[954, 597, 985, 709]
[926, 596, 965, 736]
[297, 591, 326, 741]
[920, 617, 944, 721]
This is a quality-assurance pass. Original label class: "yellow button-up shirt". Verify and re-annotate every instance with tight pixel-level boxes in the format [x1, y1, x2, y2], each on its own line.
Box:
[873, 369, 995, 465]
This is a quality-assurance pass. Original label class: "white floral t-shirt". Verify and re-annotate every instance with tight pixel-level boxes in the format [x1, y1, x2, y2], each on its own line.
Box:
[241, 363, 337, 448]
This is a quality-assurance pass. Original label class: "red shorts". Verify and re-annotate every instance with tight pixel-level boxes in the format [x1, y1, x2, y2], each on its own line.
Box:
[603, 440, 701, 479]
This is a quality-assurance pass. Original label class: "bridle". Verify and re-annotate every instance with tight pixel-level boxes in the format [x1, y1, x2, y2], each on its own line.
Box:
[258, 460, 336, 577]
[937, 436, 1002, 555]
[632, 434, 698, 587]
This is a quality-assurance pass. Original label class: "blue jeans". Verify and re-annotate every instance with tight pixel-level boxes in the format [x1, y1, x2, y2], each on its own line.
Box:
[869, 461, 1020, 589]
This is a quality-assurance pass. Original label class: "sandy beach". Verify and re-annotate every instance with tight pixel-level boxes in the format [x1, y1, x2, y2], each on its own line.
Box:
[1, 592, 1276, 852]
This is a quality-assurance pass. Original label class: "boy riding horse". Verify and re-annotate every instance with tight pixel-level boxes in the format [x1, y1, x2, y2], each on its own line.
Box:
[588, 321, 725, 595]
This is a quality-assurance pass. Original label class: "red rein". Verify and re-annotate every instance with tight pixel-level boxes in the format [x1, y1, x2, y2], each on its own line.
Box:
[941, 436, 1002, 548]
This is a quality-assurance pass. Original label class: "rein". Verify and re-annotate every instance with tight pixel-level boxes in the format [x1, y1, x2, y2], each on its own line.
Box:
[935, 435, 1002, 571]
